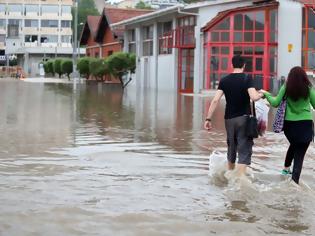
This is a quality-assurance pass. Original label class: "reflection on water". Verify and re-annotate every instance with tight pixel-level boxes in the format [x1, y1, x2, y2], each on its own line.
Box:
[0, 79, 314, 236]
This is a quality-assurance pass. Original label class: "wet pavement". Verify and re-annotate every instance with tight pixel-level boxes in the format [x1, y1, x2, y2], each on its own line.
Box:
[0, 79, 314, 236]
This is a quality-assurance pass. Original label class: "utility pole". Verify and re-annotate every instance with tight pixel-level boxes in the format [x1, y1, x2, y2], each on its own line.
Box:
[72, 0, 79, 87]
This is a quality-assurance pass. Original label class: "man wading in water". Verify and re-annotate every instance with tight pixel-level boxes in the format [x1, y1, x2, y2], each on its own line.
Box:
[204, 55, 263, 176]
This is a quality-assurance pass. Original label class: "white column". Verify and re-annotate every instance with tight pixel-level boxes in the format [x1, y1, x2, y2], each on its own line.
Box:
[277, 0, 302, 78]
[193, 19, 202, 94]
[172, 17, 178, 92]
[123, 30, 128, 52]
[153, 22, 158, 90]
[135, 27, 142, 88]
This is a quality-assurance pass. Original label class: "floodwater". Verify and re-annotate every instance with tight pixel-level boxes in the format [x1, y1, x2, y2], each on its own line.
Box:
[0, 79, 314, 236]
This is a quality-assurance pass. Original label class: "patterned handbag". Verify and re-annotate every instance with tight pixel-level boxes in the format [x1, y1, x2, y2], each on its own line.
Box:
[272, 99, 287, 133]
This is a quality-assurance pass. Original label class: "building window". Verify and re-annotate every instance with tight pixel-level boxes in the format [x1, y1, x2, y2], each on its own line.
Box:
[128, 29, 136, 53]
[142, 25, 153, 56]
[61, 35, 71, 43]
[0, 4, 5, 13]
[41, 20, 58, 28]
[25, 20, 39, 28]
[25, 4, 39, 15]
[61, 20, 71, 28]
[61, 6, 71, 15]
[175, 16, 196, 47]
[25, 35, 38, 43]
[108, 50, 113, 56]
[0, 19, 5, 28]
[0, 34, 5, 42]
[8, 4, 22, 13]
[41, 5, 59, 14]
[158, 21, 173, 54]
[8, 19, 21, 26]
[302, 6, 315, 70]
[203, 8, 278, 90]
[41, 35, 58, 43]
[8, 25, 19, 38]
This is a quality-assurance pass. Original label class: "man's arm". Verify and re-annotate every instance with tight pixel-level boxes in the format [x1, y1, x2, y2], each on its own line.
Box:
[204, 90, 224, 131]
[248, 88, 263, 101]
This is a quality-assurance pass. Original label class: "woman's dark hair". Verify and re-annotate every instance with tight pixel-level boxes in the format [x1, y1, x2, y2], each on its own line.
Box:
[286, 66, 311, 101]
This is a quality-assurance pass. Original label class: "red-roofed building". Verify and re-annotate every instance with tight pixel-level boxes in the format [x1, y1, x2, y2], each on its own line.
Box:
[80, 15, 102, 58]
[80, 7, 152, 59]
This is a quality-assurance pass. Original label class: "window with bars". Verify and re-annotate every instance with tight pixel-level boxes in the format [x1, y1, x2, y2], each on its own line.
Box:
[175, 16, 196, 48]
[302, 7, 315, 70]
[128, 29, 136, 54]
[25, 20, 39, 28]
[158, 21, 173, 54]
[41, 20, 58, 28]
[203, 8, 278, 90]
[142, 25, 153, 56]
[61, 20, 71, 28]
[41, 35, 58, 43]
[25, 35, 38, 43]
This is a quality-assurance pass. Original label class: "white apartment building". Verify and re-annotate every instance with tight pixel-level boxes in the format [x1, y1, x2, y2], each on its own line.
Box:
[0, 0, 74, 76]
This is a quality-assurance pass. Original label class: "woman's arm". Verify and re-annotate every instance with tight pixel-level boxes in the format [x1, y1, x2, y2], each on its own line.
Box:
[263, 85, 286, 108]
[310, 88, 315, 109]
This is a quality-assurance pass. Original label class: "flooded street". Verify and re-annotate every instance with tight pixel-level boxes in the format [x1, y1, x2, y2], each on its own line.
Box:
[0, 79, 315, 236]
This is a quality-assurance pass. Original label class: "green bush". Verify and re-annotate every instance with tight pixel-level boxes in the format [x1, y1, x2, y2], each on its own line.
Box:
[45, 60, 55, 75]
[61, 59, 73, 80]
[89, 58, 108, 81]
[77, 57, 91, 79]
[106, 52, 136, 88]
[54, 59, 63, 78]
[43, 62, 49, 74]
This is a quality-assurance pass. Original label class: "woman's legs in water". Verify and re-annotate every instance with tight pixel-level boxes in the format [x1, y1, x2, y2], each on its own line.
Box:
[291, 142, 310, 184]
[284, 144, 295, 170]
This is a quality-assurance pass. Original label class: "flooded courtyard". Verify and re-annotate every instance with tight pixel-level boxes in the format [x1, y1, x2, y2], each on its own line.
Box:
[0, 79, 314, 236]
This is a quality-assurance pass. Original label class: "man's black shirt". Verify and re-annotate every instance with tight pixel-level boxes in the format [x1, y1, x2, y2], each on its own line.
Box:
[218, 73, 254, 119]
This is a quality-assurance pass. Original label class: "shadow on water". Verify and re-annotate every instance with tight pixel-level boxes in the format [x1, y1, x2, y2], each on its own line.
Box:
[0, 79, 314, 235]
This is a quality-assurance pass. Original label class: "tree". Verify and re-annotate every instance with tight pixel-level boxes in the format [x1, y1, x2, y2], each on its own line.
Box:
[61, 59, 73, 80]
[77, 57, 91, 79]
[106, 52, 136, 89]
[74, 0, 100, 40]
[89, 58, 108, 81]
[135, 1, 152, 9]
[54, 59, 63, 78]
[44, 60, 55, 76]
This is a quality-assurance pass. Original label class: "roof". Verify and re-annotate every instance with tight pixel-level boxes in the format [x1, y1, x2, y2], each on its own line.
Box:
[110, 5, 184, 29]
[80, 15, 101, 45]
[95, 7, 154, 41]
[201, 0, 279, 32]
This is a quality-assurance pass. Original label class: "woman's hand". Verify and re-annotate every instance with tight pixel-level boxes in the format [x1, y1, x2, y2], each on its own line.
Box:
[204, 120, 212, 132]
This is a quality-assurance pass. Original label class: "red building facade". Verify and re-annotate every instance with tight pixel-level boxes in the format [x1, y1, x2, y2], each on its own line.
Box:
[80, 7, 152, 59]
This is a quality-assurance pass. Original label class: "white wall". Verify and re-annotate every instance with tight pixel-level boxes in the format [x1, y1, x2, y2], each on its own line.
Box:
[157, 55, 175, 90]
[277, 0, 302, 78]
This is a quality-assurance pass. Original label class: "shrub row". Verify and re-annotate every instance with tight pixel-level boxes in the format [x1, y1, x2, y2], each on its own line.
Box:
[77, 52, 136, 88]
[43, 58, 73, 79]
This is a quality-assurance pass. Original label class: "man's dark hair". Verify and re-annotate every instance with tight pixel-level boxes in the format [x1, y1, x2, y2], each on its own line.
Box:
[232, 55, 245, 69]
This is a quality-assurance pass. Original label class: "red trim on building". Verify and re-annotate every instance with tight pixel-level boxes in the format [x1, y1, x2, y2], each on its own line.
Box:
[201, 1, 279, 32]
[203, 3, 278, 91]
[175, 16, 196, 93]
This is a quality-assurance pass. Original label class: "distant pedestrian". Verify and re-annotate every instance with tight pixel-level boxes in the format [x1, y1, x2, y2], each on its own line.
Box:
[204, 55, 263, 176]
[261, 66, 315, 184]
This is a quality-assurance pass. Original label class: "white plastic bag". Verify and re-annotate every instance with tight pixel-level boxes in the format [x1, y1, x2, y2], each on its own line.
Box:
[255, 99, 270, 136]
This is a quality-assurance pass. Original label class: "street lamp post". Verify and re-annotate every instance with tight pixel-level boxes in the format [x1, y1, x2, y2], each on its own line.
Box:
[72, 0, 79, 88]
